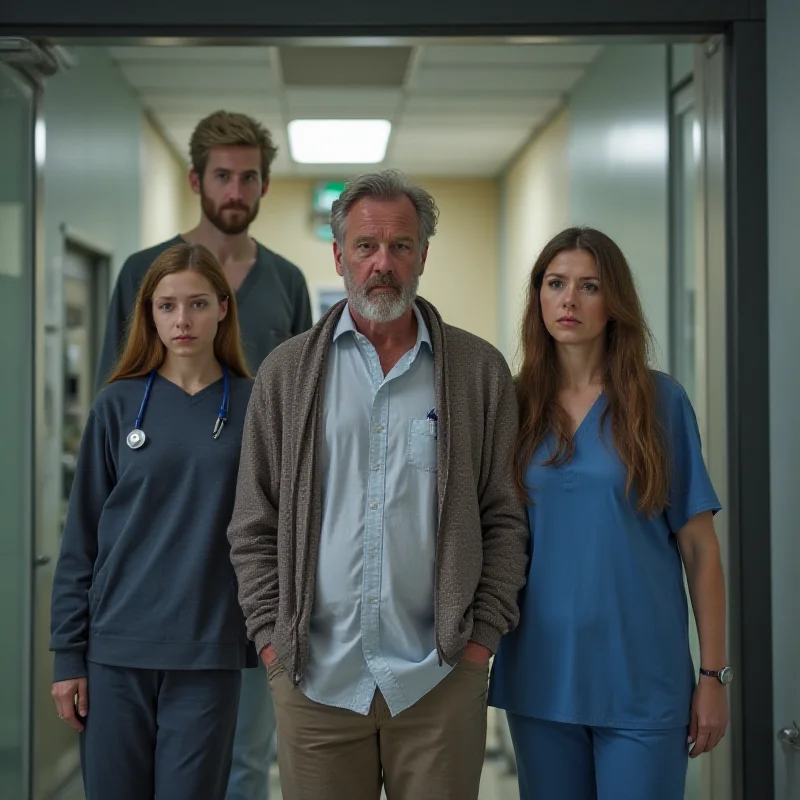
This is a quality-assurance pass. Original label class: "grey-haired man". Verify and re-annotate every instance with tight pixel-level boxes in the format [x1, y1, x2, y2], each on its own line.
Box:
[228, 170, 529, 799]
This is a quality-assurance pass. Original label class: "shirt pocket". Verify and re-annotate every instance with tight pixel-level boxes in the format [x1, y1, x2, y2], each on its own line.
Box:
[407, 418, 438, 473]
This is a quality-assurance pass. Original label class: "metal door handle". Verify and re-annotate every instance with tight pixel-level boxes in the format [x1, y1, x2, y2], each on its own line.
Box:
[778, 721, 800, 751]
[33, 554, 51, 567]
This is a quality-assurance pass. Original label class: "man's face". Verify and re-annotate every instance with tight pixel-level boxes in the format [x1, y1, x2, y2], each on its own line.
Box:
[191, 146, 267, 235]
[333, 195, 428, 323]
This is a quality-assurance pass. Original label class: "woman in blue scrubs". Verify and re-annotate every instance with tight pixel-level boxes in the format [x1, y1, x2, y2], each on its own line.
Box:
[49, 243, 257, 800]
[489, 227, 730, 800]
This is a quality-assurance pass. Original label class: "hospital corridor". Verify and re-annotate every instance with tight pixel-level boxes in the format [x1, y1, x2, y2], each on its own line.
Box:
[0, 1, 799, 797]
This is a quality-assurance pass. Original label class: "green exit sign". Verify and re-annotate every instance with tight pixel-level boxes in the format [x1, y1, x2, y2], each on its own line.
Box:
[311, 181, 347, 215]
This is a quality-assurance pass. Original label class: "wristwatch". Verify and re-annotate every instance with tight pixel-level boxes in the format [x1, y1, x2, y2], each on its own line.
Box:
[699, 666, 734, 685]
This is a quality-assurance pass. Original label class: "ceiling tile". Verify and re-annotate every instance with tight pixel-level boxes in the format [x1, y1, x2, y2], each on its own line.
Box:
[279, 47, 412, 87]
[390, 126, 531, 153]
[400, 112, 549, 131]
[403, 94, 561, 117]
[139, 92, 283, 117]
[418, 44, 603, 67]
[118, 63, 276, 92]
[108, 41, 595, 177]
[409, 65, 586, 94]
[108, 46, 273, 63]
[285, 88, 402, 119]
[389, 156, 509, 177]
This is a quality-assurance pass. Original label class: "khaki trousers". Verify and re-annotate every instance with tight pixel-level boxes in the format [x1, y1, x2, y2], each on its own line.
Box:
[268, 659, 489, 800]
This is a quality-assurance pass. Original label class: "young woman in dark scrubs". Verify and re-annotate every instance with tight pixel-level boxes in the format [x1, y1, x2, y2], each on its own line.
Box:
[49, 243, 256, 800]
[489, 227, 730, 800]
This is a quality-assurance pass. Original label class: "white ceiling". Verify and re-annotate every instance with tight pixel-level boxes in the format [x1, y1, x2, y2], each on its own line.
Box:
[107, 43, 602, 178]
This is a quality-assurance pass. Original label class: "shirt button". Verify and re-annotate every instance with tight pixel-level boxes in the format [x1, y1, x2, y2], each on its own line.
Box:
[375, 425, 384, 432]
[369, 598, 377, 605]
[370, 502, 378, 510]
[372, 463, 381, 471]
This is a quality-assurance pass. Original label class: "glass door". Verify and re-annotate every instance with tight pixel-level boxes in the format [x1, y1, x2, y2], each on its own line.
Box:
[61, 248, 101, 528]
[670, 69, 707, 800]
[669, 39, 731, 800]
[0, 61, 36, 800]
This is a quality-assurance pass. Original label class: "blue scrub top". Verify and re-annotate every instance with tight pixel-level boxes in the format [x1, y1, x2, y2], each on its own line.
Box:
[488, 372, 721, 730]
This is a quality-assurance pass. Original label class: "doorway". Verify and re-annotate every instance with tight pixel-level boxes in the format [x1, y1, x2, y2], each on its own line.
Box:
[0, 4, 772, 795]
[0, 59, 37, 800]
[31, 234, 108, 800]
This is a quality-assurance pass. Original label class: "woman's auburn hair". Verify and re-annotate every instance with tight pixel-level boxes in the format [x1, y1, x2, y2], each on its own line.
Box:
[514, 226, 669, 516]
[107, 243, 250, 383]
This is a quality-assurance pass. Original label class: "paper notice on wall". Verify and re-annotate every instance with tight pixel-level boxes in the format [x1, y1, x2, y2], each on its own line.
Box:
[0, 202, 23, 278]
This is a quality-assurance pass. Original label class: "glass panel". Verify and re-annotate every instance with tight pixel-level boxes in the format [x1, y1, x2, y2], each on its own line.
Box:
[670, 83, 706, 800]
[0, 63, 35, 799]
[62, 272, 93, 527]
[671, 100, 700, 407]
[32, 256, 93, 797]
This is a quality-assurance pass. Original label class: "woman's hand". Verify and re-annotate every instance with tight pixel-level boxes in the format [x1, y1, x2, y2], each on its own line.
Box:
[51, 678, 88, 732]
[688, 676, 728, 757]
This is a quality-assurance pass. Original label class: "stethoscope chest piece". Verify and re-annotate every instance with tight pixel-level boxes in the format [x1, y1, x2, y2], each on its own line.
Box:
[126, 429, 146, 450]
[127, 364, 230, 452]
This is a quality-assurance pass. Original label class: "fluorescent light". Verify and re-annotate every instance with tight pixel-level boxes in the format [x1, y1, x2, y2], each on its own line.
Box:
[288, 119, 391, 164]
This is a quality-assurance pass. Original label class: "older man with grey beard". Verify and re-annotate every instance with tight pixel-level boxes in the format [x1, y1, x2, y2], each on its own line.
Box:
[227, 169, 529, 800]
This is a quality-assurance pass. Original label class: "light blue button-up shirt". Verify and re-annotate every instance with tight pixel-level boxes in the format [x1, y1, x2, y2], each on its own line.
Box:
[301, 303, 452, 716]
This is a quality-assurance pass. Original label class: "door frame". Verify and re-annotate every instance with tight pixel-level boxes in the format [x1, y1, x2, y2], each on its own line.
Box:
[60, 225, 111, 370]
[0, 4, 772, 797]
[0, 57, 44, 800]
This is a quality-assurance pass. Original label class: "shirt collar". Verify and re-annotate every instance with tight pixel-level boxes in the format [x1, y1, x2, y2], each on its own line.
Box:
[334, 302, 432, 353]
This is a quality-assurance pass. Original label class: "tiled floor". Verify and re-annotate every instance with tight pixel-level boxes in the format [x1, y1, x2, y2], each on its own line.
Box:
[58, 760, 519, 800]
[55, 709, 520, 800]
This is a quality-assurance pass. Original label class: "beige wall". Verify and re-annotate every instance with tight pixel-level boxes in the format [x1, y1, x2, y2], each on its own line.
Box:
[500, 108, 571, 366]
[140, 117, 195, 248]
[245, 177, 500, 346]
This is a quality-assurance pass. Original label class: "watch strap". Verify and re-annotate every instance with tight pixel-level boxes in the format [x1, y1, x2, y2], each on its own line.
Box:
[699, 666, 733, 685]
[699, 667, 722, 678]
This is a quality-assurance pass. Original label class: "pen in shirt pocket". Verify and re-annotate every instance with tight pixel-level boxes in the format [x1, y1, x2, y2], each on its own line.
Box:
[426, 408, 438, 437]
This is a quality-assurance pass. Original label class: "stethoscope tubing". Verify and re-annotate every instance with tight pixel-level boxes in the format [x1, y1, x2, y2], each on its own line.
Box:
[127, 364, 230, 450]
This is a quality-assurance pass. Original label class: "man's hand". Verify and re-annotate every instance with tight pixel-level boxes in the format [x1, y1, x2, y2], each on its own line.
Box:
[51, 678, 88, 732]
[260, 645, 278, 667]
[461, 641, 492, 666]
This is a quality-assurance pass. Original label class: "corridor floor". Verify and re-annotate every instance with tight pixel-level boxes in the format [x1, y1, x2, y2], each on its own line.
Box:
[55, 708, 520, 800]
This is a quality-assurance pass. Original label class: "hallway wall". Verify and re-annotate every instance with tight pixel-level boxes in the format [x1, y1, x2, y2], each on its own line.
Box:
[185, 176, 501, 347]
[498, 108, 570, 366]
[568, 44, 670, 369]
[0, 64, 34, 772]
[767, 0, 800, 795]
[40, 44, 143, 568]
[498, 44, 670, 370]
[141, 116, 195, 248]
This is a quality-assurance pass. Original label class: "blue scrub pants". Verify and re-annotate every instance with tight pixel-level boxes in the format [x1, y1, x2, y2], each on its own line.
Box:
[80, 662, 241, 800]
[226, 663, 277, 800]
[506, 713, 689, 800]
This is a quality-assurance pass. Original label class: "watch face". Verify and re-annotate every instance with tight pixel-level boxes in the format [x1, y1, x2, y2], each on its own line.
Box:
[720, 667, 734, 685]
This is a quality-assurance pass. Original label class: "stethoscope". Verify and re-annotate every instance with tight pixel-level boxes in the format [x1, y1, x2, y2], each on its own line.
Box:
[126, 363, 230, 450]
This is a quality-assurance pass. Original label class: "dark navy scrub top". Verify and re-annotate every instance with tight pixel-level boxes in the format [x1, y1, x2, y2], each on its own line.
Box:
[50, 371, 257, 682]
[488, 372, 721, 730]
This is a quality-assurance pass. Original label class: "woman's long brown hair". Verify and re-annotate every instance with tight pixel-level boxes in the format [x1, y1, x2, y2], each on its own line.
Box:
[515, 226, 669, 515]
[107, 243, 250, 383]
